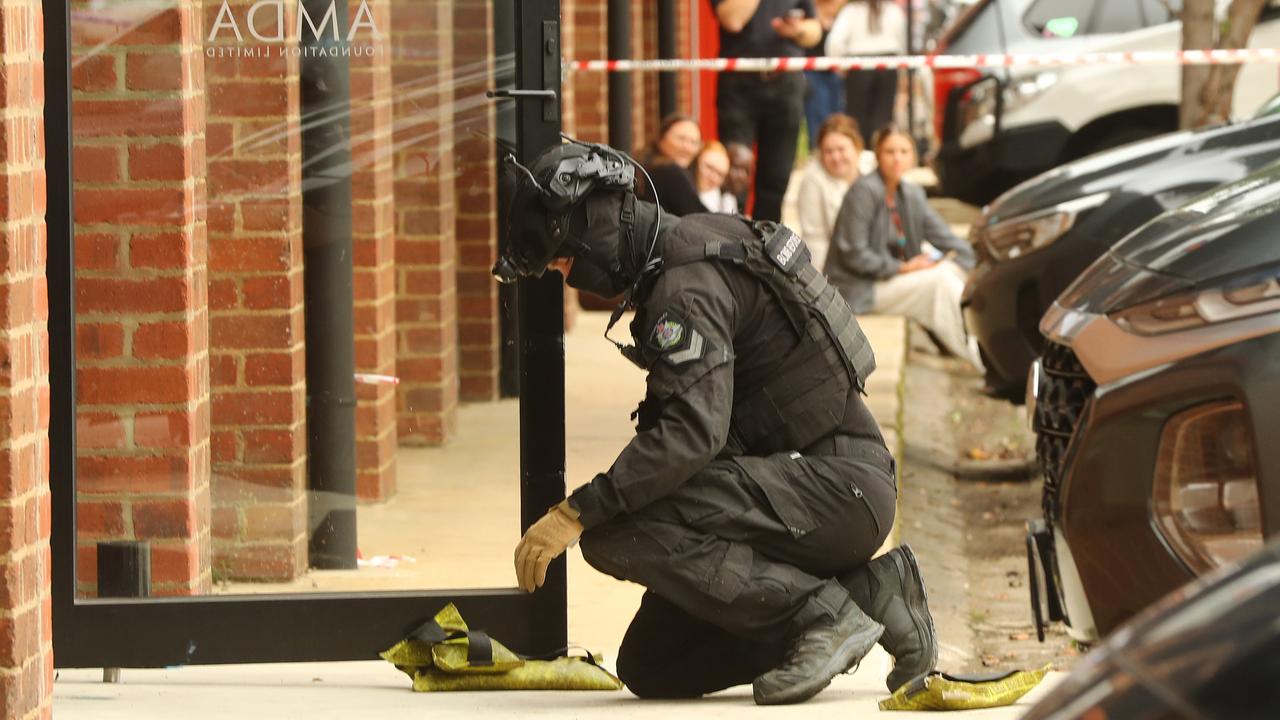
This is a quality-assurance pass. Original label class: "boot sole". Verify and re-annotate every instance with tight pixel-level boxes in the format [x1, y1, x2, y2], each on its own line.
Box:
[887, 545, 939, 692]
[753, 620, 884, 705]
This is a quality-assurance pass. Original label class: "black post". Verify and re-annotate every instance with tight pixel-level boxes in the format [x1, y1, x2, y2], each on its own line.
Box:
[97, 541, 151, 599]
[515, 0, 569, 659]
[607, 0, 632, 151]
[495, 0, 522, 398]
[300, 0, 358, 570]
[97, 541, 150, 682]
[658, 0, 678, 118]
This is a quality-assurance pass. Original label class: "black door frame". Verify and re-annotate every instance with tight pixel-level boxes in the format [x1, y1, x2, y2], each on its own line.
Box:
[47, 0, 568, 667]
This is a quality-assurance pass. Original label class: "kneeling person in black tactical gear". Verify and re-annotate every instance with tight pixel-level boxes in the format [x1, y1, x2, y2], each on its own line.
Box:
[498, 139, 938, 704]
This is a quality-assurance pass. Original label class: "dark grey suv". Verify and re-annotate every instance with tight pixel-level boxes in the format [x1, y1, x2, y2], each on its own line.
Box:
[1026, 163, 1280, 643]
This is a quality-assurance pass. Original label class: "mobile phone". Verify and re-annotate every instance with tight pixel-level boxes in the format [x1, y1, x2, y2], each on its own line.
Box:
[786, 9, 805, 20]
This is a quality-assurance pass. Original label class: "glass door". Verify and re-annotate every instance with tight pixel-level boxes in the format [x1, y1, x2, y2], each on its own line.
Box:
[48, 0, 568, 666]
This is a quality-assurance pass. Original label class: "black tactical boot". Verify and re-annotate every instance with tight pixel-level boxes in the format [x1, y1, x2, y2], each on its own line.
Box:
[752, 597, 884, 705]
[839, 544, 938, 692]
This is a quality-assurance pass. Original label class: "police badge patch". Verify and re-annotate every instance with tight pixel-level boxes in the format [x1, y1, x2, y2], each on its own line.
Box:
[651, 315, 684, 350]
[647, 311, 709, 367]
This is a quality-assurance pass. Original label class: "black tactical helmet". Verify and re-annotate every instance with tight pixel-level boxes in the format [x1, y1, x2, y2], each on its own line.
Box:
[492, 140, 637, 284]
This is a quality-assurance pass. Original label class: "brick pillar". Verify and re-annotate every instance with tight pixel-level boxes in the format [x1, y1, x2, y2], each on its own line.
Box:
[391, 0, 458, 446]
[0, 0, 53, 713]
[452, 0, 500, 402]
[201, 0, 309, 581]
[350, 0, 399, 499]
[564, 0, 608, 143]
[71, 3, 212, 596]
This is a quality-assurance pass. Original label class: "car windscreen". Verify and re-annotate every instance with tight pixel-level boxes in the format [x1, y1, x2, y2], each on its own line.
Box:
[1023, 0, 1180, 38]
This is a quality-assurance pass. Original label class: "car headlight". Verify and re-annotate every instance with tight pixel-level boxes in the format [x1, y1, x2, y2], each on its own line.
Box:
[977, 191, 1110, 261]
[1152, 401, 1262, 574]
[1111, 266, 1280, 335]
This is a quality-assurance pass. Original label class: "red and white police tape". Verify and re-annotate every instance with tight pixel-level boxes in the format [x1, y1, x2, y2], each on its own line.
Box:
[569, 48, 1280, 73]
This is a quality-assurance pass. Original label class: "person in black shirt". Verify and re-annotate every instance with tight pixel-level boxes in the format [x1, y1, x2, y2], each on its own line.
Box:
[712, 0, 822, 222]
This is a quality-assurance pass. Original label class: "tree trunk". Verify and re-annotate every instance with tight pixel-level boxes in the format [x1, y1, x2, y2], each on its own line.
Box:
[1180, 0, 1267, 129]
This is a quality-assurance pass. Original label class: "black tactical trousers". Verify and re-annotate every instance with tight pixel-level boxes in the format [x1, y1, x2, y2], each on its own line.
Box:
[579, 436, 896, 698]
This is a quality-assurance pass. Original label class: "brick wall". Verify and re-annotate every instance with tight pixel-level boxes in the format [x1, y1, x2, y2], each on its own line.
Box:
[0, 0, 53, 713]
[71, 3, 213, 596]
[390, 0, 458, 446]
[201, 0, 309, 581]
[349, 0, 399, 498]
[563, 0, 608, 143]
[452, 0, 500, 403]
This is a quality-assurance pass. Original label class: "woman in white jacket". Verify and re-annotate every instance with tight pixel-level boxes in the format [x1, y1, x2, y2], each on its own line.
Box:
[797, 114, 868, 258]
[826, 0, 906, 148]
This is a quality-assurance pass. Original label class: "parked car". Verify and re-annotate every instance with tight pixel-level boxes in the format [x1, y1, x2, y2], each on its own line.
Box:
[933, 0, 1280, 205]
[1023, 538, 1280, 720]
[962, 109, 1280, 402]
[1025, 163, 1280, 643]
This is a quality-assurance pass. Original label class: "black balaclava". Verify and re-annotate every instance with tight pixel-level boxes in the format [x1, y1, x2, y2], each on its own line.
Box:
[557, 190, 670, 299]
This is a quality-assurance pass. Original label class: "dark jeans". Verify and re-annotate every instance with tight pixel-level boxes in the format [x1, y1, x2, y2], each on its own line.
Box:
[579, 437, 896, 698]
[845, 68, 898, 148]
[804, 71, 846, 150]
[716, 72, 805, 222]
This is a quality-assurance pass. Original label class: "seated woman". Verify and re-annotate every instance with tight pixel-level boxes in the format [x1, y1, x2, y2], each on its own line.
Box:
[824, 123, 981, 368]
[797, 114, 864, 251]
[693, 141, 738, 214]
[635, 114, 706, 217]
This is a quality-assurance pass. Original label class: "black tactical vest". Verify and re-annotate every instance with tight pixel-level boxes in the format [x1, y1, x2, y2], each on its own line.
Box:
[636, 216, 876, 456]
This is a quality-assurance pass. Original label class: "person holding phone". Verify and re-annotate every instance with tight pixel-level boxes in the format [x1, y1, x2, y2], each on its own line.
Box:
[711, 0, 822, 222]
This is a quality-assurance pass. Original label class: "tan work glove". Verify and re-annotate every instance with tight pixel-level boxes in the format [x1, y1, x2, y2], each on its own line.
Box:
[514, 500, 583, 592]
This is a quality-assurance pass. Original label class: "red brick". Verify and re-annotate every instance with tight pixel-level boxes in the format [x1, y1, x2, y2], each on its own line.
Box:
[209, 278, 239, 310]
[244, 501, 304, 541]
[242, 429, 301, 464]
[150, 542, 200, 586]
[133, 500, 197, 539]
[209, 237, 292, 272]
[127, 143, 190, 182]
[244, 351, 300, 386]
[214, 544, 304, 581]
[72, 98, 188, 138]
[75, 500, 125, 537]
[211, 314, 294, 349]
[211, 507, 241, 540]
[134, 411, 193, 449]
[133, 322, 193, 360]
[72, 145, 121, 183]
[125, 51, 189, 92]
[116, 7, 187, 45]
[76, 276, 191, 314]
[75, 411, 126, 449]
[71, 52, 118, 92]
[208, 82, 290, 117]
[210, 354, 238, 386]
[241, 200, 292, 231]
[77, 365, 194, 405]
[75, 323, 124, 360]
[129, 231, 193, 269]
[242, 276, 296, 310]
[209, 159, 290, 192]
[75, 187, 189, 226]
[211, 391, 299, 426]
[77, 455, 193, 495]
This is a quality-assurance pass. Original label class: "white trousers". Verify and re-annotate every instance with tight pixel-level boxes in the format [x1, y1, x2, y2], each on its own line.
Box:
[872, 260, 982, 369]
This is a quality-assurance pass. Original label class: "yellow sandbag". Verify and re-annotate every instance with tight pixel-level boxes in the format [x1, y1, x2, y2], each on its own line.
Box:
[379, 603, 523, 676]
[412, 656, 623, 692]
[879, 665, 1052, 711]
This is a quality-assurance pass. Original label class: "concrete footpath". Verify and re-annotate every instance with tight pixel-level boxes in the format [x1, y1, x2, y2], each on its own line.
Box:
[53, 309, 1062, 718]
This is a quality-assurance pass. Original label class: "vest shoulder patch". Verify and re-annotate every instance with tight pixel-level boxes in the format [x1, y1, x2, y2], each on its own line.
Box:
[647, 311, 708, 366]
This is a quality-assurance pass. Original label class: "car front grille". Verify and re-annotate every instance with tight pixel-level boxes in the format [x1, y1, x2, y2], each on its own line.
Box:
[1034, 342, 1096, 521]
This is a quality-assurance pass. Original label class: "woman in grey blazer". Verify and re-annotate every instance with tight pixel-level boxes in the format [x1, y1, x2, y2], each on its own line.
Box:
[823, 124, 980, 367]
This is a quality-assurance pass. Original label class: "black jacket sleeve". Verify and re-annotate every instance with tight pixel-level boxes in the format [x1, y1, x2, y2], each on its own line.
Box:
[568, 261, 737, 529]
